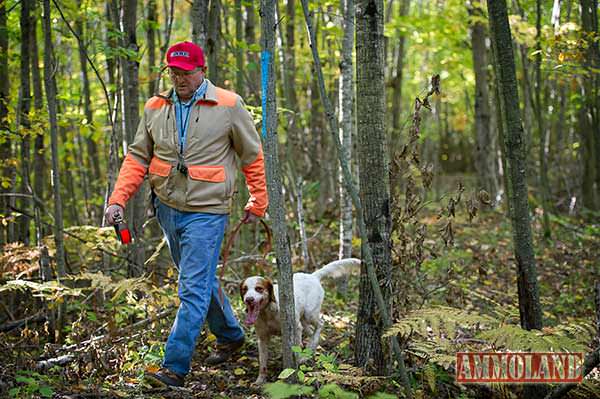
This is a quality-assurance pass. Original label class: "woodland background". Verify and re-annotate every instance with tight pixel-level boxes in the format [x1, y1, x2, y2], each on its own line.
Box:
[0, 0, 599, 398]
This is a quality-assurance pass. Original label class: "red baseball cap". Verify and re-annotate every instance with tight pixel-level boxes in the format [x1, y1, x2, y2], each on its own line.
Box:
[166, 41, 205, 71]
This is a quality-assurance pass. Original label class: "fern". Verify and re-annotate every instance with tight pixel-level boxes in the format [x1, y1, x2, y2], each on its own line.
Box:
[0, 273, 153, 303]
[0, 279, 83, 300]
[570, 379, 600, 399]
[386, 304, 595, 379]
[422, 363, 437, 393]
[384, 306, 497, 339]
[478, 324, 588, 352]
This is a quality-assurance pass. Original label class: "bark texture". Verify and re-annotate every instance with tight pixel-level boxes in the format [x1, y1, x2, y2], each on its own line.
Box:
[355, 0, 393, 375]
[470, 1, 499, 202]
[488, 0, 543, 331]
[338, 0, 354, 295]
[0, 0, 9, 244]
[260, 0, 299, 373]
[42, 0, 66, 277]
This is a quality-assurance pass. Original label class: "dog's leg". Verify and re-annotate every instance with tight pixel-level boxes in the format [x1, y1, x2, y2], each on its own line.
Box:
[255, 337, 269, 385]
[295, 319, 303, 348]
[307, 316, 323, 351]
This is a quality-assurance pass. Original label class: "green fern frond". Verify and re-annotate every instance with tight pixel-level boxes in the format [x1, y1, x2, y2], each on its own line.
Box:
[477, 325, 587, 352]
[385, 306, 498, 339]
[422, 363, 437, 393]
[570, 379, 600, 398]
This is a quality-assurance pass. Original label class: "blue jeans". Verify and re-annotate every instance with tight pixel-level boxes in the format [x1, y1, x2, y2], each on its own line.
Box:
[155, 199, 244, 375]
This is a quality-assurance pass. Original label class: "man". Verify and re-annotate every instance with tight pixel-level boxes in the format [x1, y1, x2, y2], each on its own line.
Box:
[104, 41, 268, 387]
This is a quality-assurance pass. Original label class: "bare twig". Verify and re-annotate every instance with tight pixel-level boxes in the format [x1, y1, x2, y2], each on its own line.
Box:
[0, 311, 46, 332]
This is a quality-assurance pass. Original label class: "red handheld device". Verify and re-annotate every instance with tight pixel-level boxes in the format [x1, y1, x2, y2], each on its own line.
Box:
[113, 213, 132, 244]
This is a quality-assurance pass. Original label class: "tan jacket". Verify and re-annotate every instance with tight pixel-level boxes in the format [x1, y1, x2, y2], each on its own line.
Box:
[108, 80, 268, 217]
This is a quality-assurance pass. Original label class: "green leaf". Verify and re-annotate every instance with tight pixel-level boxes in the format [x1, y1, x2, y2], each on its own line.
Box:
[277, 368, 296, 380]
[15, 376, 35, 384]
[9, 387, 21, 397]
[263, 381, 314, 399]
[367, 393, 399, 399]
[319, 383, 359, 398]
[39, 386, 54, 397]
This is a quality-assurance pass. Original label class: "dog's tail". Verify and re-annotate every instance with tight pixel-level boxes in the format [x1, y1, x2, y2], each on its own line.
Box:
[312, 258, 361, 281]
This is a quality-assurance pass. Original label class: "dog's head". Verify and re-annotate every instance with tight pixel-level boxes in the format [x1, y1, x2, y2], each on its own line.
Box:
[239, 276, 275, 325]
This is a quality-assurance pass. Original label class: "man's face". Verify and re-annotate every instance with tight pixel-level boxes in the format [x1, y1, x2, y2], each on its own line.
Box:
[169, 67, 205, 101]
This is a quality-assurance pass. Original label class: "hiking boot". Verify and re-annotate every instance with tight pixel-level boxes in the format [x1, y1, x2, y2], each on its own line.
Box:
[205, 338, 245, 365]
[145, 367, 185, 388]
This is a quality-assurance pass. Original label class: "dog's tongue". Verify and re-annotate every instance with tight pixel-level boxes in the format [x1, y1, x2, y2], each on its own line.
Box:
[245, 304, 259, 325]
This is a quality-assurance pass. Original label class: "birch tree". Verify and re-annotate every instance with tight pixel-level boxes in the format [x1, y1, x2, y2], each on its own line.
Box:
[338, 0, 354, 294]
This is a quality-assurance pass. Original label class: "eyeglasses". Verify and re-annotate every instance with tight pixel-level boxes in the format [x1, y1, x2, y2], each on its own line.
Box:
[168, 68, 203, 78]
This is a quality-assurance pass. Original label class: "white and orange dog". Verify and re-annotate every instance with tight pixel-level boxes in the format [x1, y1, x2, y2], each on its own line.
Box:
[239, 258, 361, 384]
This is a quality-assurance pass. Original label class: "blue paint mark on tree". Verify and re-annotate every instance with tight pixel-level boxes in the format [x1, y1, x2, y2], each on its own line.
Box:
[261, 50, 271, 140]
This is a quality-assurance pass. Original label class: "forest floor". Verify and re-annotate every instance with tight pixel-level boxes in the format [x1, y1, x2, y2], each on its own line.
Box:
[0, 206, 599, 399]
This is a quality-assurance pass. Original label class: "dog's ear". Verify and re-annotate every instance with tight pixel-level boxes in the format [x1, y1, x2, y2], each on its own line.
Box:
[239, 280, 248, 301]
[264, 279, 275, 303]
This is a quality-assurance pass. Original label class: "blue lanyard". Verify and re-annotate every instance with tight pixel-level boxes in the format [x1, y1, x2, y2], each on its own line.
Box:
[177, 100, 194, 154]
[174, 80, 208, 154]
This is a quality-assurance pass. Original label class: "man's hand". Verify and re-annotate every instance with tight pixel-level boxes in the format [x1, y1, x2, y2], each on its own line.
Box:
[105, 204, 124, 226]
[242, 210, 260, 224]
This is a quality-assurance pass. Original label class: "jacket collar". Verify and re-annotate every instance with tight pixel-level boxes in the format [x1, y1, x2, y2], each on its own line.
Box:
[201, 79, 219, 103]
[156, 79, 218, 105]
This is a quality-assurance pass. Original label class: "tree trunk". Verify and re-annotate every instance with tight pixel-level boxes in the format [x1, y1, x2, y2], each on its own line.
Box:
[283, 0, 302, 172]
[30, 4, 46, 239]
[76, 0, 101, 210]
[338, 0, 354, 296]
[0, 0, 9, 244]
[207, 0, 221, 85]
[245, 1, 259, 103]
[300, 0, 411, 392]
[488, 0, 543, 331]
[61, 44, 89, 224]
[57, 111, 80, 226]
[105, 0, 121, 204]
[535, 0, 552, 237]
[42, 0, 66, 337]
[579, 0, 600, 210]
[391, 0, 410, 140]
[192, 0, 209, 48]
[235, 0, 244, 94]
[121, 0, 145, 276]
[355, 0, 393, 376]
[19, 0, 32, 245]
[469, 0, 499, 202]
[260, 0, 299, 375]
[146, 0, 158, 97]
